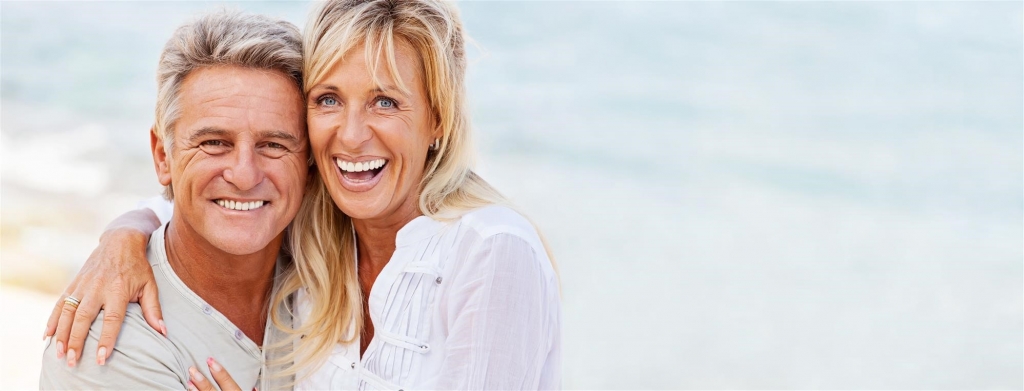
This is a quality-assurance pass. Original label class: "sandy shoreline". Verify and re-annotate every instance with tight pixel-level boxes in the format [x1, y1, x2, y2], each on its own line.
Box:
[1, 286, 57, 390]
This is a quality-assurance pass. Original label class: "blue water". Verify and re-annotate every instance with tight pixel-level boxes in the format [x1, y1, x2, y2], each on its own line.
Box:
[3, 1, 1021, 388]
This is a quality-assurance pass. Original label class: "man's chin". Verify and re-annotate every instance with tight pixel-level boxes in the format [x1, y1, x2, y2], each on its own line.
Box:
[205, 232, 279, 256]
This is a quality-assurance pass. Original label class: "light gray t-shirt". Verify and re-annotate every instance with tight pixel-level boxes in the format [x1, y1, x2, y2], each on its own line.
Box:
[40, 224, 292, 390]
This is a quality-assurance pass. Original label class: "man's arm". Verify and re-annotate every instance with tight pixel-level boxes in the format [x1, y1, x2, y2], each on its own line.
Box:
[40, 307, 185, 390]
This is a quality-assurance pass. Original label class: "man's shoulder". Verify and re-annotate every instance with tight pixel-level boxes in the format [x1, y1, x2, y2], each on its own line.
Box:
[39, 306, 185, 390]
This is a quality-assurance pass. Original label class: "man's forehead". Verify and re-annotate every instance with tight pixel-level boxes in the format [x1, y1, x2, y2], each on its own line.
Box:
[175, 66, 305, 140]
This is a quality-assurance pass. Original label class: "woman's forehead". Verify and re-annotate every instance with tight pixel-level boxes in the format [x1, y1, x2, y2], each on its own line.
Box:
[318, 38, 426, 95]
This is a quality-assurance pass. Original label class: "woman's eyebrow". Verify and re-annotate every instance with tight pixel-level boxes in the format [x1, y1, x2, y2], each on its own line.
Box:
[372, 85, 410, 98]
[310, 84, 338, 91]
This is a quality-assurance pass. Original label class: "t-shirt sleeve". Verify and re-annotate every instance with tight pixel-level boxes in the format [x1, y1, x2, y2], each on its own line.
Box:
[136, 195, 174, 224]
[39, 308, 185, 390]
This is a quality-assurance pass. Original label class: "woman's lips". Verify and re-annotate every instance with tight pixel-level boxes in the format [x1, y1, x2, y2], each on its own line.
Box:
[335, 157, 387, 192]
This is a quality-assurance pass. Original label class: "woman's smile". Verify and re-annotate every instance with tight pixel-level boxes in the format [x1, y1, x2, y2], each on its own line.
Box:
[334, 156, 389, 192]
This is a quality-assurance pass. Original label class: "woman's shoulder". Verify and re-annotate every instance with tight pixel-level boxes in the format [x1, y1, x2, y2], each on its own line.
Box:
[450, 205, 559, 296]
[458, 205, 541, 244]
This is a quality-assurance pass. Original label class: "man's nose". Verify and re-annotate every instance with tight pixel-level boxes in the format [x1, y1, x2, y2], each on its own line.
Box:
[222, 144, 264, 191]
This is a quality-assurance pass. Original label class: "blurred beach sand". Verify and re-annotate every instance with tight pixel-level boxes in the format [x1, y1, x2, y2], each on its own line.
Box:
[0, 286, 57, 390]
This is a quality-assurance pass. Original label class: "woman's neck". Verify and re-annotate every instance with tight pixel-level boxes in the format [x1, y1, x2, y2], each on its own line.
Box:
[352, 203, 423, 357]
[352, 201, 423, 269]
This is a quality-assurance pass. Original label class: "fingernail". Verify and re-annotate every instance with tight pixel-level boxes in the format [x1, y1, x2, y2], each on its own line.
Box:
[159, 319, 167, 336]
[187, 381, 199, 391]
[67, 349, 77, 368]
[208, 357, 222, 372]
[97, 347, 107, 366]
[56, 341, 65, 359]
[189, 366, 205, 382]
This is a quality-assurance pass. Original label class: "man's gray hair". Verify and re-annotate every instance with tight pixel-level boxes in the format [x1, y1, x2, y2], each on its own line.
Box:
[154, 9, 303, 199]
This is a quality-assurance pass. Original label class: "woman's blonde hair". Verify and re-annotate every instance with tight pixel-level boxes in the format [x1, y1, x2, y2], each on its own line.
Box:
[268, 0, 554, 381]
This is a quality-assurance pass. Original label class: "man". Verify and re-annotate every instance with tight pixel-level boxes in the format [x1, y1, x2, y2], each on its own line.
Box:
[40, 10, 307, 390]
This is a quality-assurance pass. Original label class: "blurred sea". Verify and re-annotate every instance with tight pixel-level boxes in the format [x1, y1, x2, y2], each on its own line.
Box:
[2, 1, 1021, 389]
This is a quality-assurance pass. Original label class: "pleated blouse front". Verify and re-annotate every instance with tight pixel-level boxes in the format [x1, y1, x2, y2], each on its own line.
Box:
[295, 205, 562, 390]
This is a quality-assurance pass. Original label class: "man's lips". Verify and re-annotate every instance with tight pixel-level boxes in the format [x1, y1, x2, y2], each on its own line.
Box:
[214, 199, 269, 211]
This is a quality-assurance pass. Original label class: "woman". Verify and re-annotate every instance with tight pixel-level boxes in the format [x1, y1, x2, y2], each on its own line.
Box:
[44, 0, 562, 389]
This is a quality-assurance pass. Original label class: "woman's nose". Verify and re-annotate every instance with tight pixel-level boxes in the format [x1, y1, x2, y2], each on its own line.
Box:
[337, 108, 373, 149]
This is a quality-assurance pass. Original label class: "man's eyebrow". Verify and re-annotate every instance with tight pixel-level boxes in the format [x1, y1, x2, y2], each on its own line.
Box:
[258, 130, 301, 143]
[187, 127, 230, 142]
[188, 128, 299, 143]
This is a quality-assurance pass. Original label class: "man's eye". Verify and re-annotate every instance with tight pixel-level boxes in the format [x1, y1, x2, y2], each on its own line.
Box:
[267, 142, 285, 149]
[201, 140, 224, 147]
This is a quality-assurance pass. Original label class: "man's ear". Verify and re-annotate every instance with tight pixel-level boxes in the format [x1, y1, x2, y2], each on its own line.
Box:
[150, 128, 172, 186]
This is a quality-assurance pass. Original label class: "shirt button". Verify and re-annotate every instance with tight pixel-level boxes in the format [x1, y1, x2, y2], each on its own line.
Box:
[435, 276, 442, 284]
[350, 362, 355, 369]
[234, 329, 244, 340]
[202, 305, 213, 315]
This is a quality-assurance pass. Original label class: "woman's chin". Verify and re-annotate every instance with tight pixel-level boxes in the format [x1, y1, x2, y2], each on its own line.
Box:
[326, 187, 386, 221]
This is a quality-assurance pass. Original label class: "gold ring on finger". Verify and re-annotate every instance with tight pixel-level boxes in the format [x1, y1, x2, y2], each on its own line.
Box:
[64, 296, 81, 309]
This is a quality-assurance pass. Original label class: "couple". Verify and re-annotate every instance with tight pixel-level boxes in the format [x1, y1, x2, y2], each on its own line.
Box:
[40, 1, 561, 390]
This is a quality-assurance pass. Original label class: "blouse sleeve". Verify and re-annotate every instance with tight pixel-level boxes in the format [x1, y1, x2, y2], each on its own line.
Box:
[436, 233, 561, 390]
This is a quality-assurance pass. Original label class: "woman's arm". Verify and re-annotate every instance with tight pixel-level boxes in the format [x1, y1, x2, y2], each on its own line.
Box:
[437, 233, 561, 390]
[43, 207, 165, 367]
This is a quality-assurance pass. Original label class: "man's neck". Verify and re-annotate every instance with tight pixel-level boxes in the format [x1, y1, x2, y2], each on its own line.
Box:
[163, 217, 280, 344]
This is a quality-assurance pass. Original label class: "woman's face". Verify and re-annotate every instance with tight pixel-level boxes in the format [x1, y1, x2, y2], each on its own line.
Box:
[307, 40, 436, 224]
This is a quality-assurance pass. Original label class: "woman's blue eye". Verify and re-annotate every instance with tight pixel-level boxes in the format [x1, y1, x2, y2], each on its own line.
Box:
[377, 98, 395, 108]
[321, 97, 338, 106]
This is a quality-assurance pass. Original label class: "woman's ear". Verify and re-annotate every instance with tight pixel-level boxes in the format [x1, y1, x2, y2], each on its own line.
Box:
[150, 128, 172, 187]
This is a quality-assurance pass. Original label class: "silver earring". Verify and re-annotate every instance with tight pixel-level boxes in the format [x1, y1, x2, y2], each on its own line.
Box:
[430, 138, 440, 151]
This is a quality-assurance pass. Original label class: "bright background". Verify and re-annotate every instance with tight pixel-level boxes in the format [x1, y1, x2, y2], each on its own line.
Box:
[2, 1, 1021, 389]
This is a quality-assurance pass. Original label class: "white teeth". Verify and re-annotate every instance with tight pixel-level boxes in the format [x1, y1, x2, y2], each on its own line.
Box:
[216, 200, 265, 211]
[336, 158, 386, 173]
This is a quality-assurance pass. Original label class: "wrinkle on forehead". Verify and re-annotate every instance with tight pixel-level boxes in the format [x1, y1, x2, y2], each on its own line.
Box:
[177, 66, 305, 140]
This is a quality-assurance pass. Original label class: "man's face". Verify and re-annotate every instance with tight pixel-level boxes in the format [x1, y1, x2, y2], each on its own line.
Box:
[152, 65, 307, 255]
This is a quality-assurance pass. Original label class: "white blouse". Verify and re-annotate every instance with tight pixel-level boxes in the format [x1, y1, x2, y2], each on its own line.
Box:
[295, 205, 562, 390]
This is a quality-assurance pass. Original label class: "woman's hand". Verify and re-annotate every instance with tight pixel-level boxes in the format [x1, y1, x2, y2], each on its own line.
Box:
[43, 208, 165, 367]
[188, 358, 244, 391]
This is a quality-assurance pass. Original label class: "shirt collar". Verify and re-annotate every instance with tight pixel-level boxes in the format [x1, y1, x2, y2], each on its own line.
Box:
[395, 214, 445, 247]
